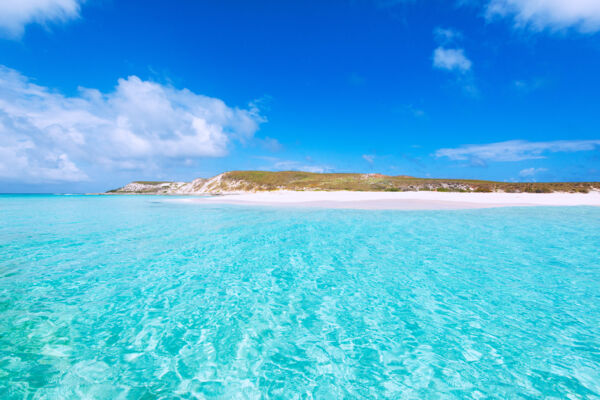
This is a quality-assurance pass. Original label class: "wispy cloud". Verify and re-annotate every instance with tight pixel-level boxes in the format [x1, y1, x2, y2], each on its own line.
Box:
[433, 27, 463, 45]
[436, 139, 600, 162]
[272, 160, 332, 173]
[519, 167, 547, 177]
[0, 0, 83, 38]
[0, 65, 264, 183]
[362, 154, 376, 164]
[513, 78, 547, 93]
[256, 157, 332, 173]
[487, 0, 600, 33]
[258, 137, 283, 152]
[399, 104, 426, 118]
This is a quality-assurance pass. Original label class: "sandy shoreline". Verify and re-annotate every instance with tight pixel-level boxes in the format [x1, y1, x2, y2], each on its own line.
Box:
[177, 190, 600, 210]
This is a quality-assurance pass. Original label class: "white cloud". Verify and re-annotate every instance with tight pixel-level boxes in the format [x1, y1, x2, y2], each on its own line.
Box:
[519, 167, 547, 177]
[436, 139, 600, 162]
[487, 0, 600, 33]
[432, 28, 477, 95]
[0, 0, 82, 38]
[362, 154, 375, 163]
[433, 47, 472, 73]
[0, 65, 264, 183]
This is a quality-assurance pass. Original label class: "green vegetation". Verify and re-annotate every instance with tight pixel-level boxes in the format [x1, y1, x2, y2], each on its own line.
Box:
[109, 170, 599, 194]
[220, 171, 598, 193]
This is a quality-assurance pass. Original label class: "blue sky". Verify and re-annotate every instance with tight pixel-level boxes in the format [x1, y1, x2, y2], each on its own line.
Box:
[0, 0, 599, 192]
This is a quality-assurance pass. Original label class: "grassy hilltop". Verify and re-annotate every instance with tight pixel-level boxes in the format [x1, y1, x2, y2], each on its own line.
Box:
[108, 171, 599, 194]
[220, 171, 597, 193]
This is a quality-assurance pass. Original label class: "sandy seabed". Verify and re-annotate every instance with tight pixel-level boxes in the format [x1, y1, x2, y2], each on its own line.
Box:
[178, 190, 600, 210]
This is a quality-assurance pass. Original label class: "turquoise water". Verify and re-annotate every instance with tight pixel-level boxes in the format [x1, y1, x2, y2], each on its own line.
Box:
[1, 195, 599, 399]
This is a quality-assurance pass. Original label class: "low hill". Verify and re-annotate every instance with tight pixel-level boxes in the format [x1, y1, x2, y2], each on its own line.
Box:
[106, 171, 599, 194]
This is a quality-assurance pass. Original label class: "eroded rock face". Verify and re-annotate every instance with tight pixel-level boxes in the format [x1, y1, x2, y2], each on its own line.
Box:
[111, 181, 190, 194]
[109, 173, 277, 195]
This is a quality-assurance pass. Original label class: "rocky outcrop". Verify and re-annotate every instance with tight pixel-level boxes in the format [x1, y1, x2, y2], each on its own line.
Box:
[108, 179, 206, 194]
[107, 174, 258, 194]
[109, 174, 278, 195]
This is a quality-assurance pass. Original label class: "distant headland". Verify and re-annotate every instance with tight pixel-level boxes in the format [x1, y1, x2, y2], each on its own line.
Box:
[105, 171, 599, 195]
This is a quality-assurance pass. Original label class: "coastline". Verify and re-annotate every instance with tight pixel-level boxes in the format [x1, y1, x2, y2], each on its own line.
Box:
[178, 190, 600, 210]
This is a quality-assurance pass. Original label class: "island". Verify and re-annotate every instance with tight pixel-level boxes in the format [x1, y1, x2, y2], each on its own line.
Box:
[107, 171, 599, 195]
[103, 171, 600, 209]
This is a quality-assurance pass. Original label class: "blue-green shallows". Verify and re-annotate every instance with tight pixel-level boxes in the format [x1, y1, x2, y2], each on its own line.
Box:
[1, 195, 599, 398]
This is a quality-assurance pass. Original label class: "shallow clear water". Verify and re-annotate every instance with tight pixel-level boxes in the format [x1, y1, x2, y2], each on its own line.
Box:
[1, 195, 599, 399]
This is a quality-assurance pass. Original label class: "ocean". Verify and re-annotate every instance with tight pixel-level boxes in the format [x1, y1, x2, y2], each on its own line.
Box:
[1, 195, 599, 398]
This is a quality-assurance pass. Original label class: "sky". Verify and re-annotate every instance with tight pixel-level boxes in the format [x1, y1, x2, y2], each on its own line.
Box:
[0, 0, 599, 193]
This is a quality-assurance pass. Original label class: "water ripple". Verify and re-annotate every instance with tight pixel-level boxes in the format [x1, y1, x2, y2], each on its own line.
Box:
[0, 196, 599, 399]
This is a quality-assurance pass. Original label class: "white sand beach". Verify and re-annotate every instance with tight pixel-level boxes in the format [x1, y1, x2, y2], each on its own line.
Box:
[185, 191, 600, 210]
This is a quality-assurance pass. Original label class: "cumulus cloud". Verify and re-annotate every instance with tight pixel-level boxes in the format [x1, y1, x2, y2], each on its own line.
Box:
[0, 65, 264, 183]
[436, 139, 600, 162]
[431, 27, 477, 95]
[487, 0, 600, 33]
[433, 47, 472, 73]
[0, 0, 82, 38]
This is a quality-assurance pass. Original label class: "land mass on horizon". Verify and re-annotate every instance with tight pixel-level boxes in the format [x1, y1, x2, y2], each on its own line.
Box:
[106, 171, 599, 195]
